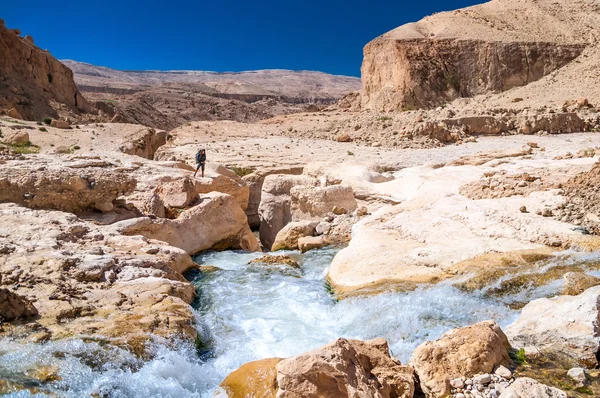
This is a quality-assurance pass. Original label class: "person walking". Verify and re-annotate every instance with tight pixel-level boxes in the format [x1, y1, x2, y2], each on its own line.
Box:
[194, 148, 206, 177]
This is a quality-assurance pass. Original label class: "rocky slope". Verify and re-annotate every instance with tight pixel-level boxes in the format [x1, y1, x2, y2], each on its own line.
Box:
[62, 60, 361, 130]
[0, 20, 92, 121]
[360, 0, 600, 111]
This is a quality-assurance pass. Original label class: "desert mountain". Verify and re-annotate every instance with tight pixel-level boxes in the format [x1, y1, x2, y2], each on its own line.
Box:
[361, 0, 600, 111]
[0, 20, 92, 121]
[62, 60, 361, 130]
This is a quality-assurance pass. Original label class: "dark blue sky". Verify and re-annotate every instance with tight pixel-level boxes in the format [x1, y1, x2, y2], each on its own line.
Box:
[3, 0, 483, 77]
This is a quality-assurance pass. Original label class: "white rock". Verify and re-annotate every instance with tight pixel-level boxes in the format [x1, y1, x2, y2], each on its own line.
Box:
[494, 365, 512, 379]
[566, 367, 587, 385]
[498, 378, 566, 398]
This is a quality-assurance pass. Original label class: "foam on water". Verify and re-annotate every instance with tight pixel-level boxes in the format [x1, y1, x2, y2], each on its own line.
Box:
[1, 248, 599, 397]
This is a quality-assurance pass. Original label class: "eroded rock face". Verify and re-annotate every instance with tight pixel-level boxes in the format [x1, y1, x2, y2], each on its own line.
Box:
[0, 164, 137, 213]
[505, 286, 600, 367]
[0, 288, 38, 321]
[118, 128, 167, 159]
[290, 185, 357, 220]
[0, 20, 92, 120]
[0, 203, 197, 353]
[498, 377, 567, 398]
[258, 174, 318, 250]
[276, 338, 415, 398]
[272, 221, 318, 251]
[115, 192, 260, 255]
[409, 320, 511, 398]
[362, 38, 585, 111]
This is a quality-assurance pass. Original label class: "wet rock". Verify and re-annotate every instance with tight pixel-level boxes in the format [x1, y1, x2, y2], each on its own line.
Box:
[562, 272, 600, 295]
[298, 236, 329, 253]
[218, 358, 282, 398]
[505, 286, 600, 367]
[248, 255, 300, 269]
[272, 220, 318, 251]
[409, 320, 511, 398]
[276, 338, 415, 398]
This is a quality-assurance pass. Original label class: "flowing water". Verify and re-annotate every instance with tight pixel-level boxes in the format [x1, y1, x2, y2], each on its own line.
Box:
[1, 248, 599, 397]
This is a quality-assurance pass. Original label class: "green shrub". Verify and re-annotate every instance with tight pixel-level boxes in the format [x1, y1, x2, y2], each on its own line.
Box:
[43, 118, 52, 125]
[38, 127, 47, 132]
[230, 166, 253, 177]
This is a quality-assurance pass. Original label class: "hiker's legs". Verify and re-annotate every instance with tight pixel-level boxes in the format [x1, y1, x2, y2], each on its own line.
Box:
[201, 163, 205, 177]
[194, 164, 201, 177]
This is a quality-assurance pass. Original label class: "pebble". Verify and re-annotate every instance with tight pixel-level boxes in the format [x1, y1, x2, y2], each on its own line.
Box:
[494, 365, 512, 379]
[473, 374, 491, 385]
[451, 378, 465, 389]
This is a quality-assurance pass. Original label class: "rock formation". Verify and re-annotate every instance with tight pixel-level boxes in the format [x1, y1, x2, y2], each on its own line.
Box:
[360, 0, 600, 111]
[505, 285, 600, 368]
[276, 338, 415, 398]
[409, 321, 512, 398]
[498, 377, 567, 398]
[0, 20, 92, 120]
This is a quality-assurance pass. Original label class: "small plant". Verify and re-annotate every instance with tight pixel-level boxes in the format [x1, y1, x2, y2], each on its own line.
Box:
[376, 115, 393, 122]
[38, 127, 47, 132]
[347, 151, 354, 156]
[73, 145, 81, 150]
[2, 141, 40, 154]
[509, 348, 527, 365]
[43, 117, 52, 125]
[230, 166, 253, 177]
[402, 104, 417, 112]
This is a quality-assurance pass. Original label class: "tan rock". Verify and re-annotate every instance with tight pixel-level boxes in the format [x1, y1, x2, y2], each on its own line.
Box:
[290, 185, 357, 220]
[498, 377, 566, 398]
[0, 288, 38, 321]
[276, 338, 415, 398]
[156, 177, 197, 209]
[409, 320, 511, 398]
[50, 119, 70, 129]
[258, 174, 318, 250]
[115, 192, 260, 255]
[192, 168, 249, 211]
[505, 286, 600, 367]
[118, 128, 167, 159]
[7, 107, 22, 119]
[335, 132, 353, 142]
[272, 221, 318, 251]
[563, 272, 600, 295]
[219, 358, 282, 398]
[298, 236, 329, 253]
[3, 130, 29, 145]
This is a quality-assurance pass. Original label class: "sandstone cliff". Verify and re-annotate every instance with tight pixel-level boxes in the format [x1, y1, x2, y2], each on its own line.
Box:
[361, 0, 600, 111]
[0, 20, 92, 120]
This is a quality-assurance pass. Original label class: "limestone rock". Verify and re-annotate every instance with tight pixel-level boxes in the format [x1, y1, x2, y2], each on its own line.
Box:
[562, 272, 600, 295]
[409, 320, 511, 398]
[192, 166, 250, 211]
[0, 288, 38, 321]
[0, 22, 91, 120]
[118, 128, 167, 159]
[0, 165, 136, 214]
[298, 236, 329, 253]
[272, 221, 318, 251]
[258, 174, 318, 250]
[243, 167, 303, 229]
[156, 177, 197, 209]
[290, 185, 357, 220]
[116, 192, 260, 255]
[505, 286, 600, 367]
[498, 377, 566, 398]
[7, 107, 22, 119]
[3, 130, 29, 145]
[219, 358, 282, 398]
[276, 338, 415, 398]
[50, 119, 70, 129]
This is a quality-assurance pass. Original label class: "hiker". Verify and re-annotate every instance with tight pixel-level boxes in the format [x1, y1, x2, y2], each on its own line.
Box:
[194, 148, 206, 177]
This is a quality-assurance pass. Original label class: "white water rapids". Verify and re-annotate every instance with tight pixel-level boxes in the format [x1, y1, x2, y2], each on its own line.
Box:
[1, 248, 598, 397]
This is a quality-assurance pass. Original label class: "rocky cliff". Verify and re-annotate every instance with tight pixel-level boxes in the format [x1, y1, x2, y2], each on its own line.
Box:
[0, 20, 92, 120]
[361, 0, 600, 111]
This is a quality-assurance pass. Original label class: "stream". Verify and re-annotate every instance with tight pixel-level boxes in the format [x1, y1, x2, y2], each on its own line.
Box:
[1, 247, 599, 397]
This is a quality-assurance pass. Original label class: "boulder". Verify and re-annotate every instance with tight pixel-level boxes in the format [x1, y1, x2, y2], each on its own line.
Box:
[276, 338, 415, 398]
[0, 288, 38, 321]
[505, 286, 600, 367]
[562, 272, 600, 296]
[272, 221, 318, 251]
[115, 192, 260, 255]
[7, 107, 22, 119]
[50, 119, 70, 129]
[192, 172, 249, 211]
[258, 174, 318, 250]
[218, 358, 282, 398]
[290, 185, 357, 220]
[243, 167, 303, 229]
[3, 130, 29, 145]
[118, 128, 167, 159]
[298, 236, 329, 253]
[409, 320, 511, 398]
[156, 177, 197, 209]
[498, 377, 566, 398]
